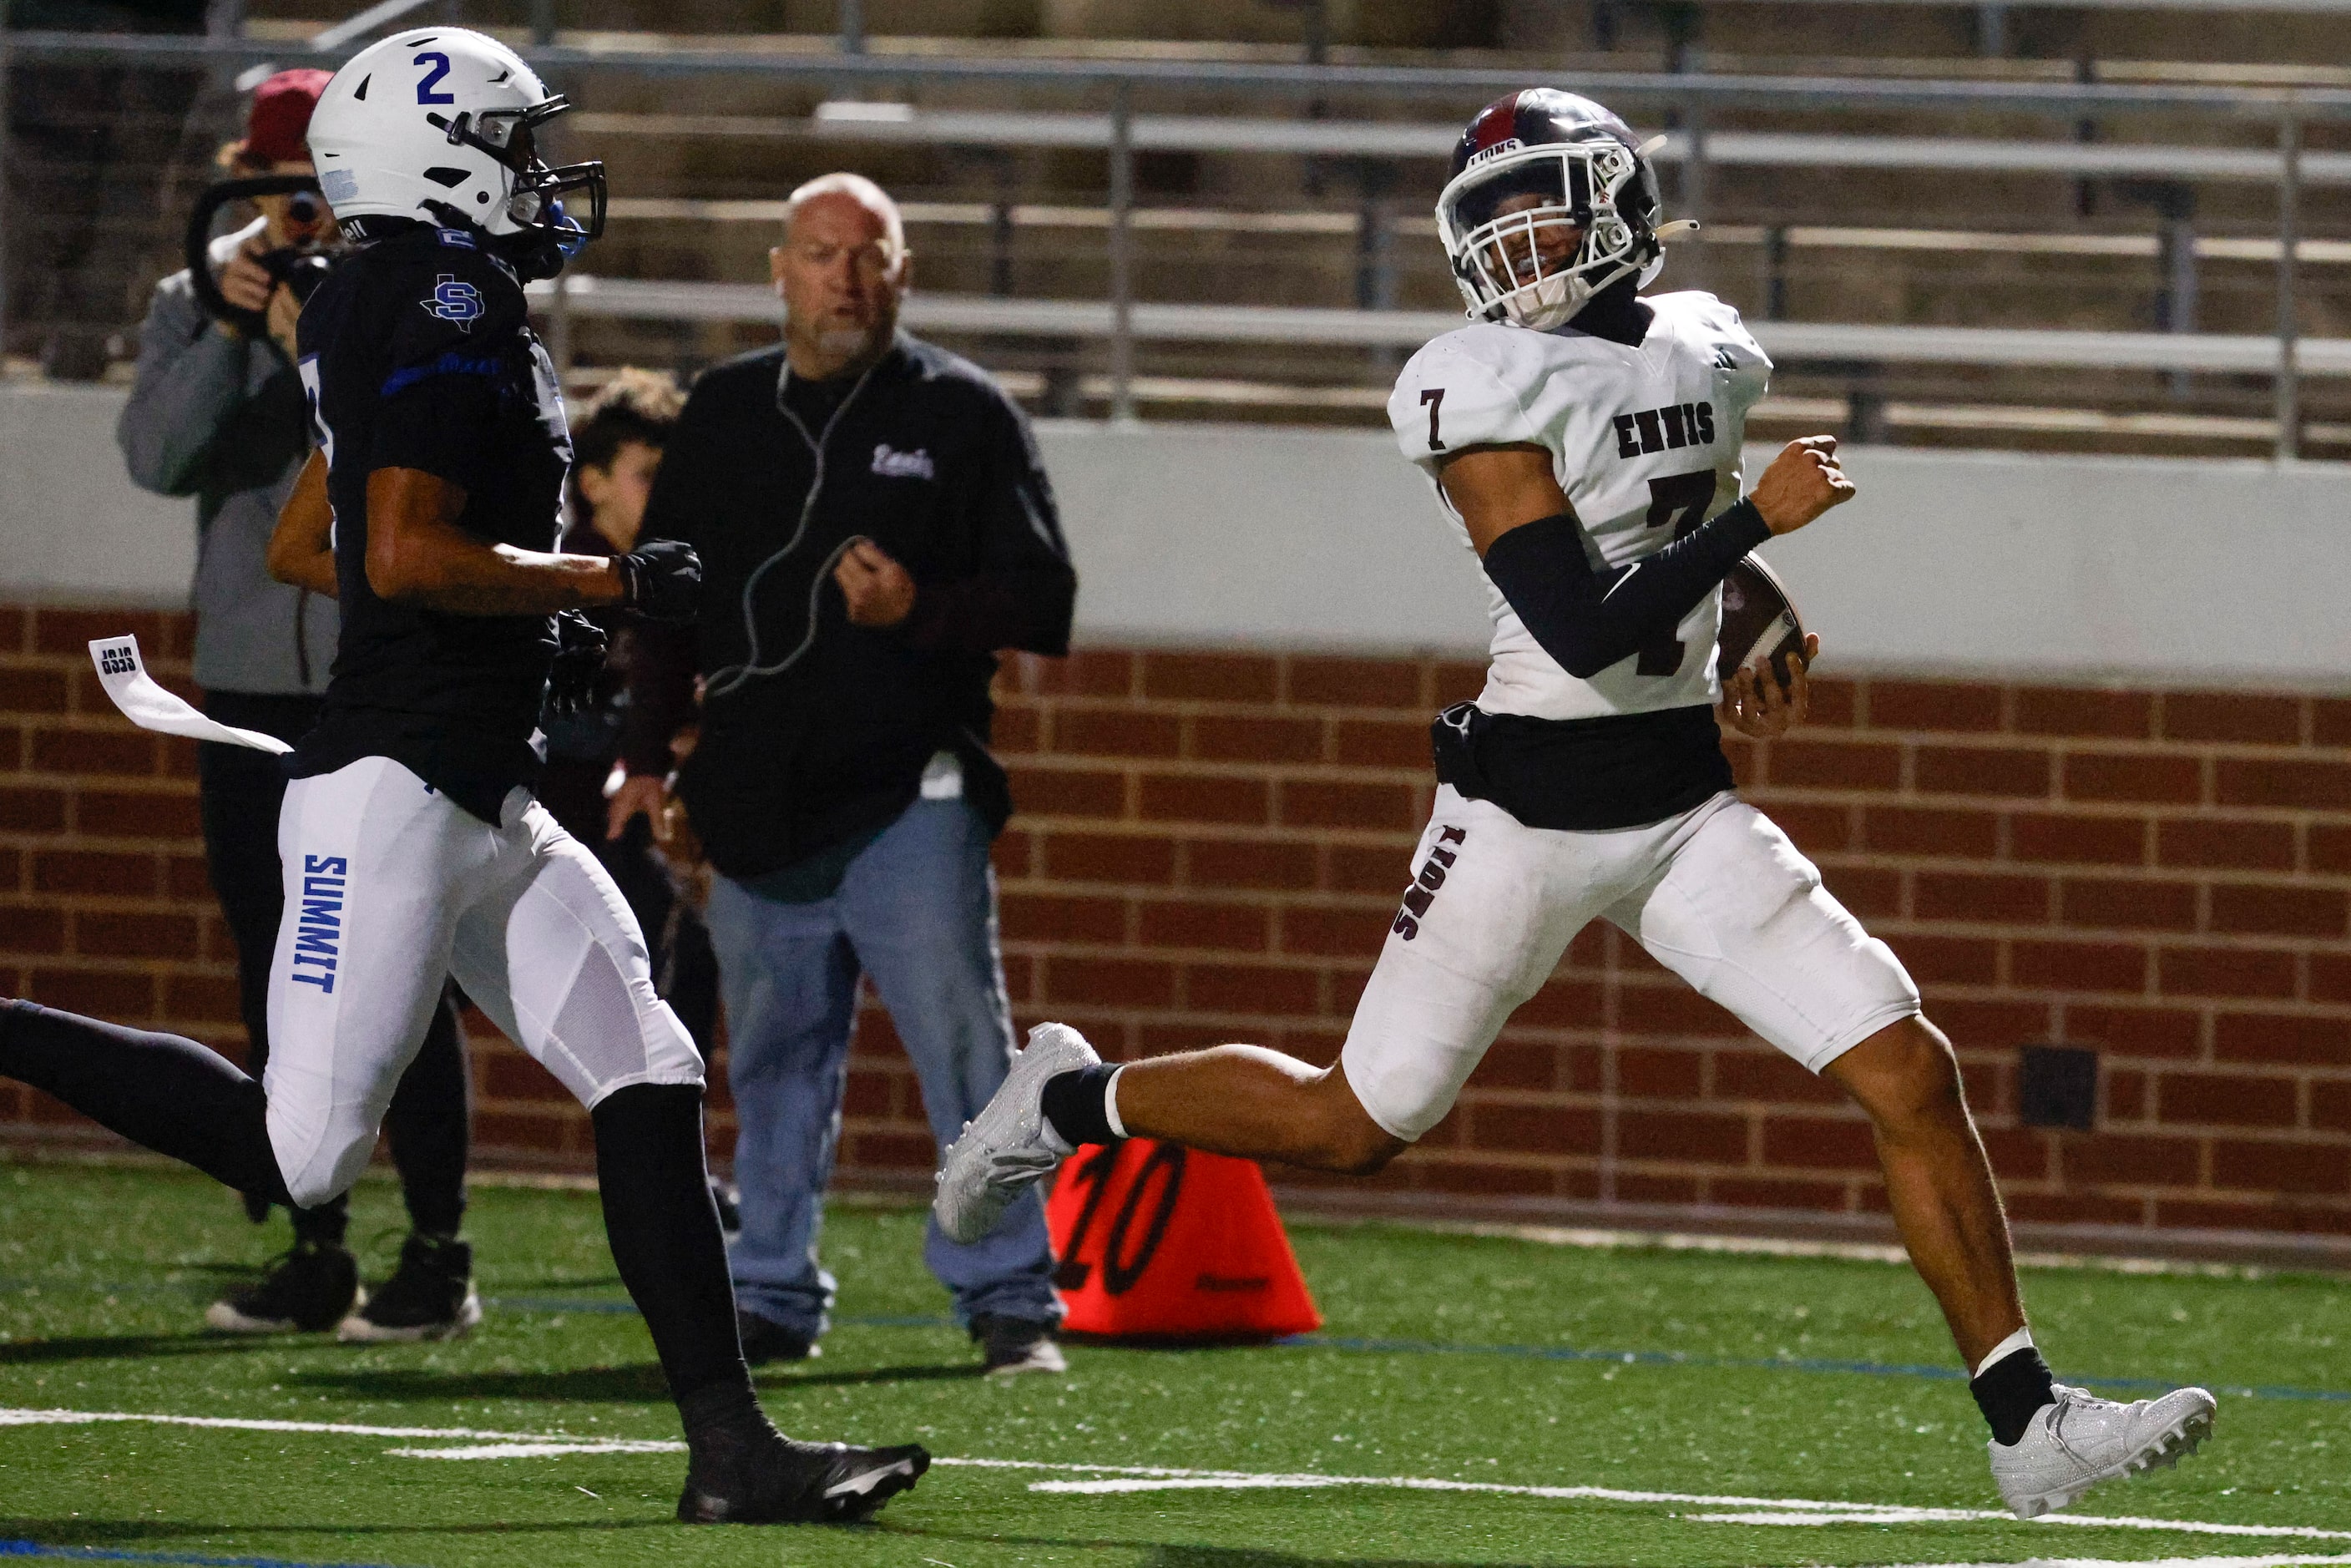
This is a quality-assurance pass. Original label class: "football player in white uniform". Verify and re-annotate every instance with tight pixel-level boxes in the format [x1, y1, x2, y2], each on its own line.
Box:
[938, 90, 2215, 1518]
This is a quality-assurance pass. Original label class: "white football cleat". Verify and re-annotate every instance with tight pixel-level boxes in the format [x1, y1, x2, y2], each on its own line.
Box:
[933, 1022, 1099, 1245]
[1989, 1382, 2217, 1519]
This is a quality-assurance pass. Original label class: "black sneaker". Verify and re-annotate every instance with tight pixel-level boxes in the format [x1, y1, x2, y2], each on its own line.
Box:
[339, 1233, 483, 1343]
[677, 1396, 928, 1525]
[737, 1308, 819, 1366]
[205, 1240, 361, 1333]
[971, 1313, 1066, 1377]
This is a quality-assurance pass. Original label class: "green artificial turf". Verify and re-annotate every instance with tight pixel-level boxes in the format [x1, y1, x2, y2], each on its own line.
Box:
[0, 1157, 2345, 1567]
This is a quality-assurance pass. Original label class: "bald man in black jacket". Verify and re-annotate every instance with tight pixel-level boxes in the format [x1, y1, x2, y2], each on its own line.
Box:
[616, 173, 1075, 1376]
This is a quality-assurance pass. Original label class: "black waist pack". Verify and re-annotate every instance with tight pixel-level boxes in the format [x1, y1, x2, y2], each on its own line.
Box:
[1428, 701, 1733, 832]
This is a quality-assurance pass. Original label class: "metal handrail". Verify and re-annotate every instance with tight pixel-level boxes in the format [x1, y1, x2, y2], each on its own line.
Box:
[530, 276, 2351, 375]
[6, 29, 2351, 117]
[793, 105, 2351, 184]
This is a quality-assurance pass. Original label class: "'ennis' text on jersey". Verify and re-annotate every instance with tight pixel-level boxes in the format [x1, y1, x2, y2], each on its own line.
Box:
[1386, 291, 1771, 724]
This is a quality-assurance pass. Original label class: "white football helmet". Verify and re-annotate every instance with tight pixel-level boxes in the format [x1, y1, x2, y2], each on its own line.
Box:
[1436, 89, 1685, 331]
[306, 27, 603, 266]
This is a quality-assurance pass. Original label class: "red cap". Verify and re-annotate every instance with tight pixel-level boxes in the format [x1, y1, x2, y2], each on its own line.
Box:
[243, 69, 331, 164]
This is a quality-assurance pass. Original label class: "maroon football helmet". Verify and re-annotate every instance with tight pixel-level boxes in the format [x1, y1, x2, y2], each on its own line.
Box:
[1437, 89, 1676, 330]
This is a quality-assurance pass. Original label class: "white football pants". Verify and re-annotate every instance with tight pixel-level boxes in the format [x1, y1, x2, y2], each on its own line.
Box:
[1341, 787, 1921, 1142]
[264, 755, 703, 1207]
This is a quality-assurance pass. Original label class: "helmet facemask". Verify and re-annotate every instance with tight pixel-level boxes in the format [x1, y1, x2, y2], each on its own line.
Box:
[425, 95, 601, 250]
[1438, 138, 1661, 331]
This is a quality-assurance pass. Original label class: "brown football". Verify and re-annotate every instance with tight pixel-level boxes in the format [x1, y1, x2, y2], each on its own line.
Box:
[1716, 554, 1808, 692]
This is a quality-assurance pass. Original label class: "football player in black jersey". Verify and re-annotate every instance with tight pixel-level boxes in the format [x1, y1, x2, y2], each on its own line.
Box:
[0, 28, 925, 1524]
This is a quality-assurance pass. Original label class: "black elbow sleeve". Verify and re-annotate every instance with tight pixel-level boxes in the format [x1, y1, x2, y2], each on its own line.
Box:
[1480, 513, 1615, 677]
[1483, 501, 1774, 680]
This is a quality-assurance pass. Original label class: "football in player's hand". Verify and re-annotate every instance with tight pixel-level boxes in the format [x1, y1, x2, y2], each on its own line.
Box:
[1717, 554, 1809, 692]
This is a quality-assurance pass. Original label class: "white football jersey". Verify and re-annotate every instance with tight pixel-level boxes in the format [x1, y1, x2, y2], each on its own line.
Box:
[1386, 291, 1772, 722]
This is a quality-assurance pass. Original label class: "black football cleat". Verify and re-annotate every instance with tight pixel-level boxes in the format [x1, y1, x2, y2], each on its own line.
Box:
[339, 1232, 483, 1343]
[205, 1240, 361, 1333]
[676, 1398, 928, 1525]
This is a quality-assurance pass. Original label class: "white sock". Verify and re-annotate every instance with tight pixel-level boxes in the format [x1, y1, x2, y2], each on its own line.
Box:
[1974, 1325, 2036, 1380]
[1103, 1065, 1130, 1140]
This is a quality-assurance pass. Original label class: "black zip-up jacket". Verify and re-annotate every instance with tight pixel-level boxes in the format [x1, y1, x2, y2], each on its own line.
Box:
[626, 333, 1075, 881]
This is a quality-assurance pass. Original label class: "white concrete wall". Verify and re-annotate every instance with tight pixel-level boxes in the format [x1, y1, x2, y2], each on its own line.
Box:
[1044, 426, 2351, 689]
[2, 382, 198, 609]
[7, 382, 2349, 688]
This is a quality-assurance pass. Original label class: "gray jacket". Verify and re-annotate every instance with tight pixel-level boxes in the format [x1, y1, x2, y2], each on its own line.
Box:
[117, 223, 336, 695]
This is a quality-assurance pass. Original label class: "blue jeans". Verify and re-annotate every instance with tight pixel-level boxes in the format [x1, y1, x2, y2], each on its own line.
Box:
[705, 797, 1058, 1338]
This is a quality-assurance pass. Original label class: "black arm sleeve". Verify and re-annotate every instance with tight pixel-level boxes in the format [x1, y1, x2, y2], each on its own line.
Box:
[1480, 499, 1772, 680]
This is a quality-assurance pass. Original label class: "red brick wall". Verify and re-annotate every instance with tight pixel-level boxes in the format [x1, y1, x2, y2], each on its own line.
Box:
[3, 605, 2347, 1236]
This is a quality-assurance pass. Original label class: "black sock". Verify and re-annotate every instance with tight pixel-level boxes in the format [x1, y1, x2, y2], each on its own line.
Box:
[589, 1083, 756, 1414]
[1040, 1065, 1120, 1148]
[676, 1379, 779, 1464]
[1971, 1345, 2058, 1446]
[289, 1196, 351, 1248]
[0, 999, 288, 1204]
[385, 994, 470, 1237]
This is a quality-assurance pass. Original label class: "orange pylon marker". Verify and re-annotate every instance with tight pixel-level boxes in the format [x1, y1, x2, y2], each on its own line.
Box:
[1046, 1139, 1322, 1343]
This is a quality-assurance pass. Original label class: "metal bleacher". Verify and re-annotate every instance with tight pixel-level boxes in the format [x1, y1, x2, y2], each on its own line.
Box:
[549, 59, 2351, 457]
[5, 1, 2348, 458]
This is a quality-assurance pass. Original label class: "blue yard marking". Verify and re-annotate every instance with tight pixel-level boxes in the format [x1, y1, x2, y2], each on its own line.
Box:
[474, 1299, 2351, 1404]
[1276, 1332, 2351, 1404]
[0, 1545, 397, 1568]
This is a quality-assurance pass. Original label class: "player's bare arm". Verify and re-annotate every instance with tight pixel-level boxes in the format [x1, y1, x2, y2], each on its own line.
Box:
[1433, 442, 1573, 553]
[364, 467, 628, 615]
[366, 469, 703, 620]
[266, 448, 338, 598]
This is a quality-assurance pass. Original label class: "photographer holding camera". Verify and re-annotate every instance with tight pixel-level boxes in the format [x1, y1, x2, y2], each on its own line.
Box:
[115, 70, 479, 1343]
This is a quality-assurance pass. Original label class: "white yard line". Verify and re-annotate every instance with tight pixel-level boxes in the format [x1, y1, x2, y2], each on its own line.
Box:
[5, 1405, 2346, 1550]
[1898, 1560, 2351, 1567]
[0, 1406, 574, 1441]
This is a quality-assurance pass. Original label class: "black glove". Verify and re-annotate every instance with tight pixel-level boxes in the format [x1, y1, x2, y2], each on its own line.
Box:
[614, 538, 701, 623]
[544, 609, 609, 721]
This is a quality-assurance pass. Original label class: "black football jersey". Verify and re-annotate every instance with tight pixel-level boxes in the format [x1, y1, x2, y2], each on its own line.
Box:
[288, 223, 571, 823]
